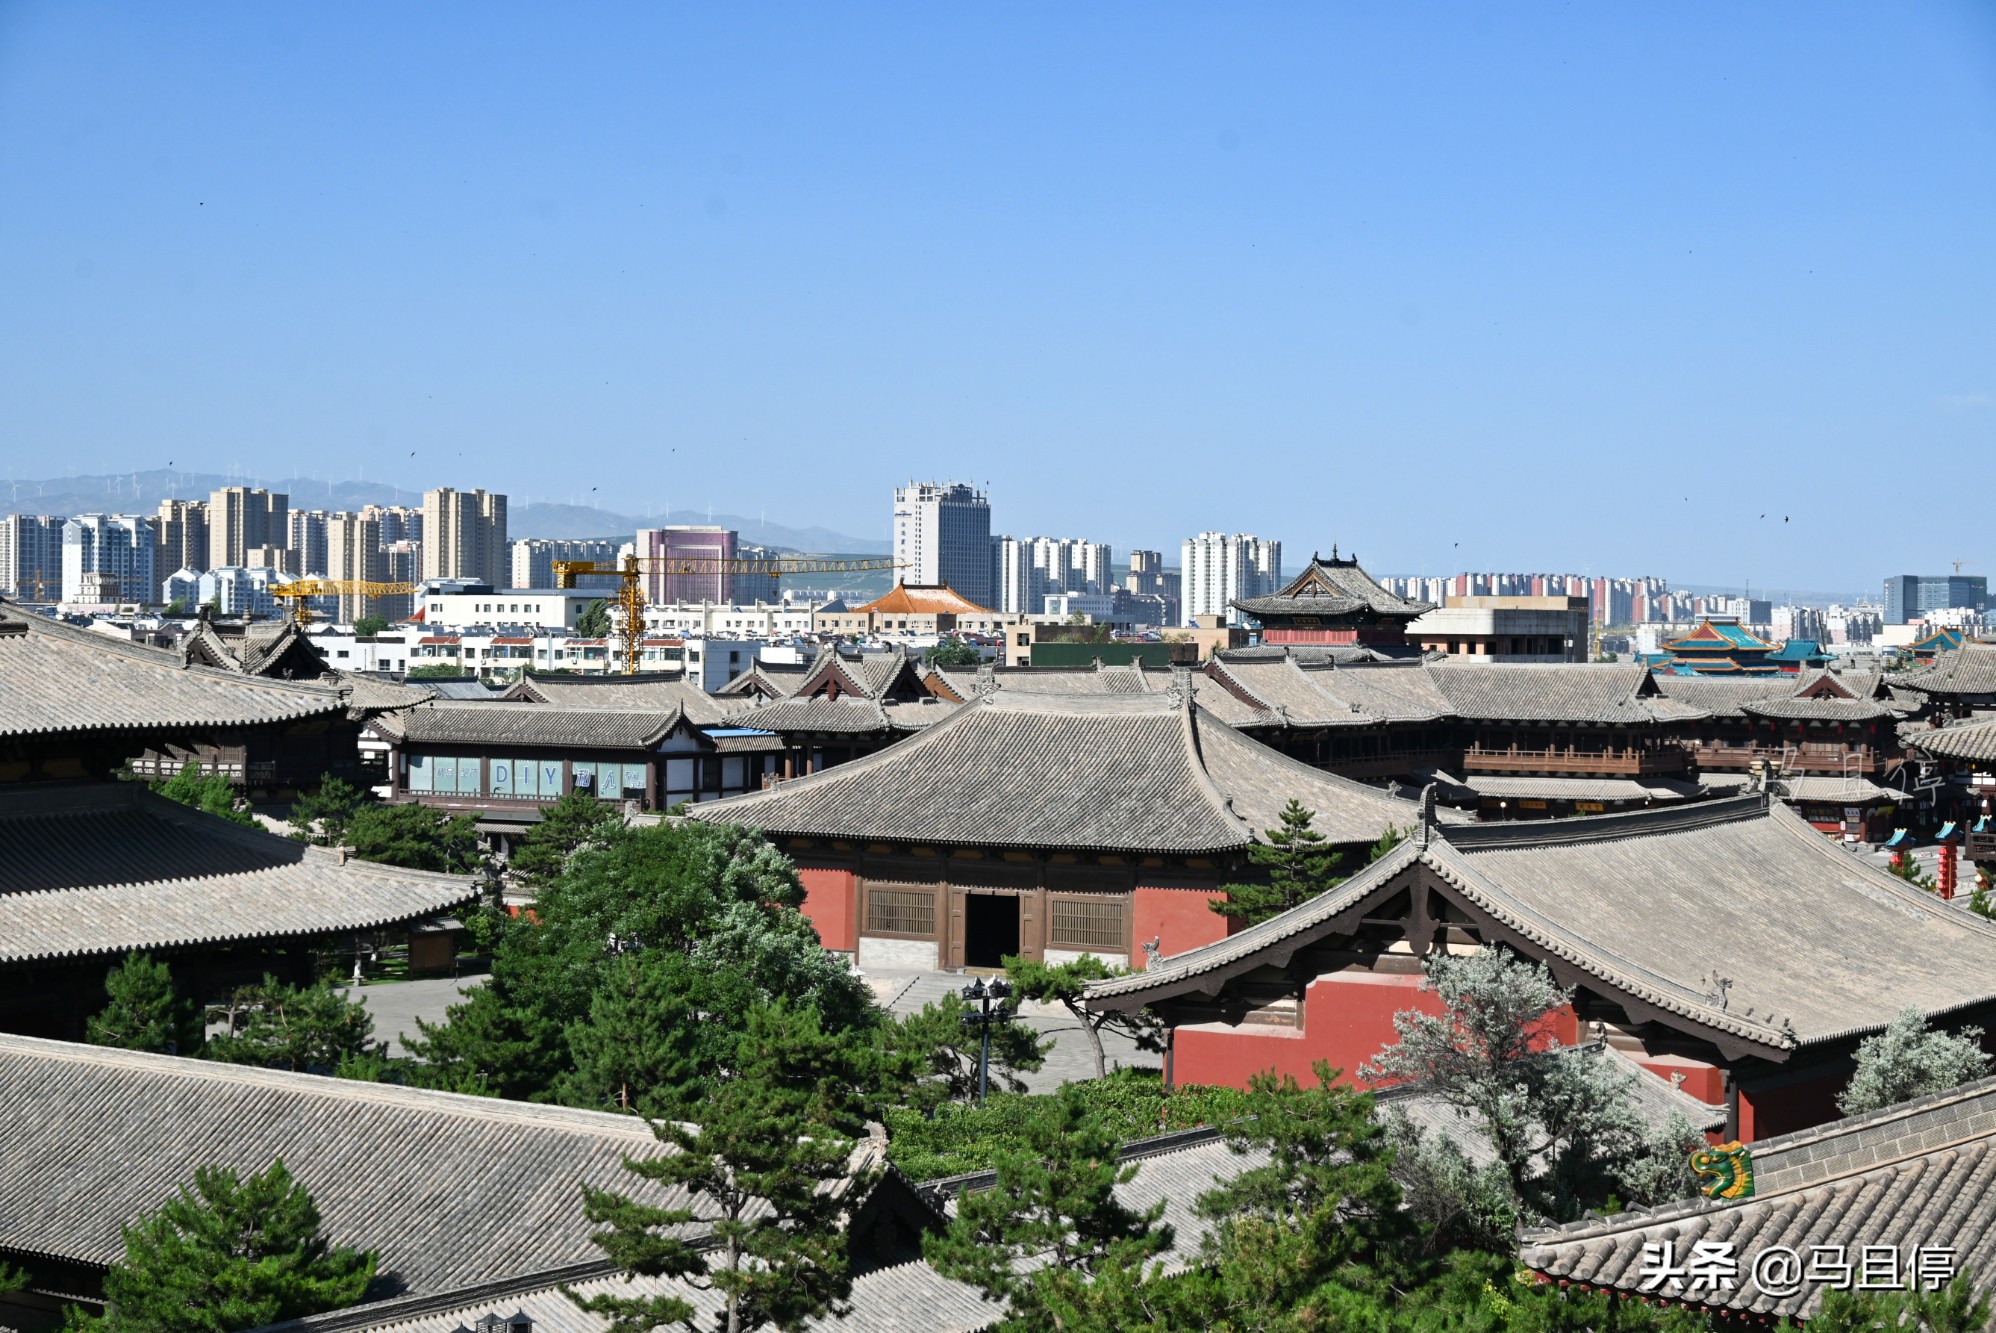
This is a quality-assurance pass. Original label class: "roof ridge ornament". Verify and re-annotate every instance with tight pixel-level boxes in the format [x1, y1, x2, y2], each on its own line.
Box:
[973, 663, 996, 698]
[1418, 783, 1437, 849]
[1168, 664, 1195, 707]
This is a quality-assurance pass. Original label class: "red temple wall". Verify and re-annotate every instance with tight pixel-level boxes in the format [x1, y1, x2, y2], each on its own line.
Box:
[1738, 1067, 1849, 1141]
[1132, 883, 1230, 970]
[795, 866, 857, 953]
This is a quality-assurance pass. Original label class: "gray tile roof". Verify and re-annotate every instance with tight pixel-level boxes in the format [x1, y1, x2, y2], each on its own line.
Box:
[1520, 1076, 1996, 1319]
[380, 702, 682, 749]
[1896, 644, 1996, 697]
[1907, 717, 1996, 764]
[1774, 775, 1901, 803]
[1650, 675, 1802, 719]
[511, 673, 734, 725]
[0, 1034, 696, 1296]
[1427, 662, 1704, 724]
[688, 692, 1424, 853]
[1740, 696, 1893, 721]
[714, 658, 812, 698]
[334, 673, 438, 715]
[1088, 798, 1996, 1053]
[0, 605, 348, 738]
[250, 1258, 1001, 1333]
[0, 783, 477, 965]
[720, 695, 897, 735]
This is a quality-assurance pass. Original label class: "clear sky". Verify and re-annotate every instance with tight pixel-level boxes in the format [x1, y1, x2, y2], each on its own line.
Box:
[3, 3, 1992, 590]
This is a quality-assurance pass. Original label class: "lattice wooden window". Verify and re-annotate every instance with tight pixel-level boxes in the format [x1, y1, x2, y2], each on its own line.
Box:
[864, 887, 936, 938]
[1049, 896, 1126, 951]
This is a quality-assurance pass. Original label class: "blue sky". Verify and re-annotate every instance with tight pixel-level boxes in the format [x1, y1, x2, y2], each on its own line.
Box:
[2, 4, 1992, 590]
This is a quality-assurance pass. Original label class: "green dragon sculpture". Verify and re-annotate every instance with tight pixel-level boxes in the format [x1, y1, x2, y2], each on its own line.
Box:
[1689, 1141, 1754, 1200]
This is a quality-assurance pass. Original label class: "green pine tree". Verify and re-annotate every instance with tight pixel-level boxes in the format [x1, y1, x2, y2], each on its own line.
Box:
[87, 953, 203, 1056]
[347, 803, 481, 873]
[1002, 953, 1162, 1082]
[576, 598, 613, 638]
[924, 1082, 1173, 1326]
[150, 762, 257, 828]
[286, 777, 374, 846]
[1210, 802, 1400, 927]
[508, 790, 624, 889]
[880, 991, 1050, 1111]
[70, 1159, 375, 1333]
[204, 976, 387, 1075]
[573, 1002, 871, 1333]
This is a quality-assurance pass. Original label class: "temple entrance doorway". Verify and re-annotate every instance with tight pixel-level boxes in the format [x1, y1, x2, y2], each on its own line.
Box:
[962, 892, 1021, 970]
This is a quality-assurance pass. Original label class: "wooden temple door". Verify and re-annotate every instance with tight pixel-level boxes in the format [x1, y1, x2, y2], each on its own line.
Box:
[1017, 889, 1043, 964]
[945, 886, 967, 970]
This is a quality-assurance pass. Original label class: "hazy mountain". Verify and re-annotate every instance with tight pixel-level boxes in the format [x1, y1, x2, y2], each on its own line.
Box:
[0, 470, 886, 554]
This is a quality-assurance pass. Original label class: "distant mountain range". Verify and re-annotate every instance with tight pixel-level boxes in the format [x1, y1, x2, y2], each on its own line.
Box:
[0, 470, 888, 555]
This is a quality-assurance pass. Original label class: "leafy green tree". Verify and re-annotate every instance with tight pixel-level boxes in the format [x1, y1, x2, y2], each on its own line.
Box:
[925, 1083, 1173, 1326]
[409, 821, 874, 1104]
[71, 1159, 375, 1333]
[1003, 953, 1162, 1081]
[352, 613, 389, 637]
[87, 953, 203, 1056]
[1211, 804, 1403, 927]
[287, 777, 374, 846]
[574, 1003, 872, 1333]
[1838, 1008, 1992, 1115]
[406, 663, 469, 679]
[882, 991, 1050, 1112]
[560, 949, 759, 1115]
[1360, 946, 1670, 1225]
[150, 761, 257, 828]
[577, 598, 613, 638]
[347, 802, 481, 873]
[508, 790, 625, 889]
[204, 976, 387, 1075]
[162, 598, 188, 617]
[924, 635, 983, 667]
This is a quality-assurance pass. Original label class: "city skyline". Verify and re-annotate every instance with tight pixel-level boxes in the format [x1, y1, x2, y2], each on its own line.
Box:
[3, 6, 1992, 588]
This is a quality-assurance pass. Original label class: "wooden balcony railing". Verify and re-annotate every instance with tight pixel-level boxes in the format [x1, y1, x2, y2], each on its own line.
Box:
[1462, 744, 1690, 776]
[1683, 742, 1881, 775]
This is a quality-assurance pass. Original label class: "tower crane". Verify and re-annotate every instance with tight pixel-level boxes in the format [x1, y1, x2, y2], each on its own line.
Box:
[271, 579, 419, 627]
[554, 554, 900, 674]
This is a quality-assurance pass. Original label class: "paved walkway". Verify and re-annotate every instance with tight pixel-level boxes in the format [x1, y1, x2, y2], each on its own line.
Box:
[341, 976, 486, 1057]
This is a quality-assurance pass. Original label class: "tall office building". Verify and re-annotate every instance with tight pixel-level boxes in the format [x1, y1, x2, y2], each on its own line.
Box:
[287, 510, 331, 577]
[1884, 574, 1989, 625]
[0, 515, 67, 601]
[422, 487, 508, 583]
[153, 500, 210, 578]
[512, 538, 624, 592]
[632, 527, 781, 603]
[62, 514, 156, 605]
[207, 487, 289, 571]
[891, 481, 993, 607]
[326, 512, 387, 622]
[1180, 532, 1281, 624]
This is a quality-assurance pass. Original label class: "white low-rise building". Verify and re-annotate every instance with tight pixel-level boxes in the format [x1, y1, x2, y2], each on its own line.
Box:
[419, 588, 600, 631]
[641, 600, 830, 638]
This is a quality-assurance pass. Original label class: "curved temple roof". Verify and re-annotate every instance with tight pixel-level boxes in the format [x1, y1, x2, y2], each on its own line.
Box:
[687, 690, 1426, 853]
[1087, 797, 1996, 1056]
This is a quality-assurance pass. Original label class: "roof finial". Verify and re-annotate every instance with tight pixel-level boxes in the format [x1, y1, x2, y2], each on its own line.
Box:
[1168, 663, 1195, 707]
[973, 662, 996, 697]
[1331, 544, 1338, 560]
[1418, 783, 1437, 848]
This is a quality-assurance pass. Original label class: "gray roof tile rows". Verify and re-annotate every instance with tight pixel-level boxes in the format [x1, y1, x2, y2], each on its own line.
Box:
[1230, 556, 1435, 620]
[0, 783, 478, 964]
[1088, 798, 1996, 1052]
[1435, 773, 1703, 803]
[714, 658, 813, 697]
[512, 674, 735, 726]
[375, 702, 684, 749]
[720, 695, 898, 735]
[1519, 1077, 1996, 1319]
[1426, 662, 1703, 724]
[689, 691, 1424, 852]
[1907, 717, 1996, 764]
[0, 1034, 687, 1294]
[0, 605, 347, 737]
[1896, 644, 1996, 697]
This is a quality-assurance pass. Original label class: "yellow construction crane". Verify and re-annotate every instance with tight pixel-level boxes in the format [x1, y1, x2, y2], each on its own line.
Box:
[271, 579, 419, 626]
[554, 554, 900, 674]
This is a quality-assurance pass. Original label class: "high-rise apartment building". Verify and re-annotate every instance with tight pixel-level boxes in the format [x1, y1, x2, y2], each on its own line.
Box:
[512, 538, 624, 592]
[993, 536, 1115, 614]
[1180, 532, 1281, 624]
[326, 512, 386, 622]
[1122, 550, 1183, 627]
[363, 505, 423, 549]
[0, 515, 67, 601]
[1883, 574, 1989, 625]
[207, 487, 289, 571]
[62, 514, 156, 605]
[153, 500, 210, 578]
[287, 510, 331, 577]
[891, 481, 993, 608]
[422, 487, 508, 583]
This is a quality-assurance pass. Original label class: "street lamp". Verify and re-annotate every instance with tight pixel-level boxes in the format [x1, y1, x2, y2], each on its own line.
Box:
[960, 977, 1015, 1105]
